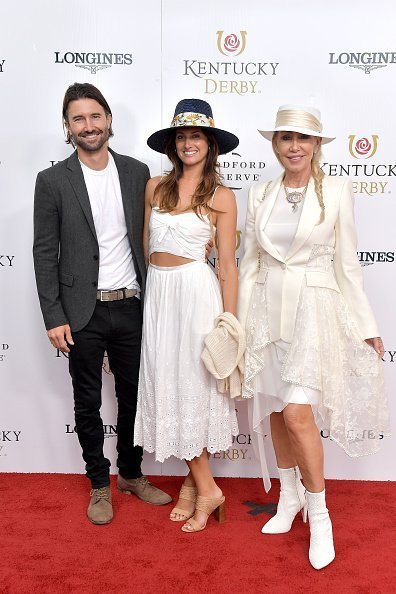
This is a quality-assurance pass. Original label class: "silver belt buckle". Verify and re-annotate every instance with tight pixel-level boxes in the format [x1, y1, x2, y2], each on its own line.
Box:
[99, 290, 109, 301]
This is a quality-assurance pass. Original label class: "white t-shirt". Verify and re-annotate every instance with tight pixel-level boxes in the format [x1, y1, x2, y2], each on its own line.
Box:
[80, 153, 139, 292]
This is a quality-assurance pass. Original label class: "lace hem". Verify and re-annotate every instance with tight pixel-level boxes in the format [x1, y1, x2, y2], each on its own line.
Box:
[135, 435, 239, 463]
[243, 279, 390, 457]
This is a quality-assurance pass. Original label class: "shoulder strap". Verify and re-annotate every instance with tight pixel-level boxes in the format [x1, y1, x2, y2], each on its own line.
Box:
[209, 186, 219, 209]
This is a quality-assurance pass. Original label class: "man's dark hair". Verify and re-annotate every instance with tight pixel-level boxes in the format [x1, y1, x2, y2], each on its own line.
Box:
[62, 82, 114, 144]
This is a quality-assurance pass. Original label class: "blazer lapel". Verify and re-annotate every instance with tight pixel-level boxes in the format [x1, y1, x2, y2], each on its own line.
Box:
[286, 177, 321, 259]
[66, 151, 97, 241]
[255, 174, 285, 262]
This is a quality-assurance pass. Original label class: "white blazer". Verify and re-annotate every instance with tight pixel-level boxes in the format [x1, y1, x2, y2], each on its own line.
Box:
[238, 174, 379, 343]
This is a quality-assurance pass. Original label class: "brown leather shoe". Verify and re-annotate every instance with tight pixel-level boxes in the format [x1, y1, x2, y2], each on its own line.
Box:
[87, 486, 113, 525]
[117, 475, 172, 505]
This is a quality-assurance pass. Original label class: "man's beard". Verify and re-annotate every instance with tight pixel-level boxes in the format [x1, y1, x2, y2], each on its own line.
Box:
[72, 127, 110, 152]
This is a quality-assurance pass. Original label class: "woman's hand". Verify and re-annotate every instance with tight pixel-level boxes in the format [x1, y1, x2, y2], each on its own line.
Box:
[365, 337, 385, 358]
[205, 238, 214, 260]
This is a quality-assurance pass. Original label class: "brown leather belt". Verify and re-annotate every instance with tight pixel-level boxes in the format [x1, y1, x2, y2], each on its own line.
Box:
[96, 288, 138, 302]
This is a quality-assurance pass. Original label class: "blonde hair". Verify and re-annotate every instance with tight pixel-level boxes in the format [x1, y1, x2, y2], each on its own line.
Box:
[311, 148, 325, 224]
[272, 133, 325, 224]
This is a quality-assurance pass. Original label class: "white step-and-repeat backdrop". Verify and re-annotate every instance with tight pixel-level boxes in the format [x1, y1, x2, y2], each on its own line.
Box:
[1, 0, 394, 480]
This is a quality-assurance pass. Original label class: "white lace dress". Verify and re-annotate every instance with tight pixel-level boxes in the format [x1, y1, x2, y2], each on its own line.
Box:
[134, 208, 238, 462]
[243, 188, 389, 491]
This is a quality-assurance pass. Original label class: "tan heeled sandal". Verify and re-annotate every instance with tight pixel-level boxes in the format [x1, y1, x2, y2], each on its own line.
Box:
[181, 494, 226, 532]
[169, 484, 197, 522]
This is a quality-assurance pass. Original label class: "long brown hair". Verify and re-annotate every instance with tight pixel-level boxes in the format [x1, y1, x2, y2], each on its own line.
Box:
[272, 132, 325, 223]
[154, 130, 223, 215]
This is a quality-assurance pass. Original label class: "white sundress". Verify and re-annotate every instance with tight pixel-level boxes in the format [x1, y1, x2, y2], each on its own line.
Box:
[134, 203, 238, 462]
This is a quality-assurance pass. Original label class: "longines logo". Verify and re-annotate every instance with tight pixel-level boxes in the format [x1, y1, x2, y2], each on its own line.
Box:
[357, 251, 394, 266]
[321, 429, 384, 440]
[66, 424, 117, 438]
[349, 135, 378, 159]
[321, 135, 394, 196]
[0, 59, 5, 73]
[329, 52, 396, 74]
[57, 350, 112, 374]
[0, 255, 15, 267]
[218, 151, 266, 190]
[54, 52, 133, 74]
[0, 343, 9, 363]
[208, 229, 241, 273]
[183, 30, 279, 95]
[0, 430, 21, 457]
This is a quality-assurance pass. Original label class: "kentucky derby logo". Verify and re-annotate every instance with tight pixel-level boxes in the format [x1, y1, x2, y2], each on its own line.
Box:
[348, 135, 379, 159]
[217, 31, 247, 56]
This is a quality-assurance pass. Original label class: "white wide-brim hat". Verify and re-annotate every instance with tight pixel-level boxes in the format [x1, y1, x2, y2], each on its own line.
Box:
[258, 104, 335, 144]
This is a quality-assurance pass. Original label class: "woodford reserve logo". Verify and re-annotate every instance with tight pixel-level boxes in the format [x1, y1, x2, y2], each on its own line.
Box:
[218, 150, 266, 190]
[183, 30, 279, 95]
[329, 52, 396, 74]
[54, 52, 133, 74]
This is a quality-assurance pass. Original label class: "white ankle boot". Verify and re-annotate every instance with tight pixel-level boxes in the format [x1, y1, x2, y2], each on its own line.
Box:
[306, 489, 335, 570]
[261, 466, 307, 534]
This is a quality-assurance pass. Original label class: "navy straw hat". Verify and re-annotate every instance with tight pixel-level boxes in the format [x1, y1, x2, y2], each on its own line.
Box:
[147, 98, 239, 155]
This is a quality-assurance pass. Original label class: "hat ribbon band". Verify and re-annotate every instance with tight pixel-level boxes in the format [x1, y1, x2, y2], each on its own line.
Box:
[276, 109, 322, 133]
[171, 112, 215, 129]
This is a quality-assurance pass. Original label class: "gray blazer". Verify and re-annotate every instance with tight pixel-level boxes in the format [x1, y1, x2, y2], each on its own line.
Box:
[33, 148, 150, 332]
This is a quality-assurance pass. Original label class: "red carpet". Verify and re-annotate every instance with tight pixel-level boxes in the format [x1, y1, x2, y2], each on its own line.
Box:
[1, 474, 396, 594]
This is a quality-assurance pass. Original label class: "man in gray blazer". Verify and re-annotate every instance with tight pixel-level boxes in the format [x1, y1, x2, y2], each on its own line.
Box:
[33, 82, 171, 525]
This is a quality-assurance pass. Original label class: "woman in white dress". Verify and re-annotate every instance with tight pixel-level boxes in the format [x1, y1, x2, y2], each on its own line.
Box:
[238, 104, 390, 568]
[135, 99, 239, 532]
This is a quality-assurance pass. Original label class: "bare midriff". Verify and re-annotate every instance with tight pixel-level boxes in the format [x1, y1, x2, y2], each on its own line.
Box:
[150, 252, 195, 267]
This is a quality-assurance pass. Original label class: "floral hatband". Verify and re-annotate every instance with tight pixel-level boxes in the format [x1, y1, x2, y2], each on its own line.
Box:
[171, 112, 215, 128]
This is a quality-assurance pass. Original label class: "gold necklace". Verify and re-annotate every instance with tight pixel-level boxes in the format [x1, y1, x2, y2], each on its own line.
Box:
[283, 182, 308, 212]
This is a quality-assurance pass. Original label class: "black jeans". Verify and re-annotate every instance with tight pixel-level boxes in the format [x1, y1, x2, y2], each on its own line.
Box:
[68, 296, 143, 488]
